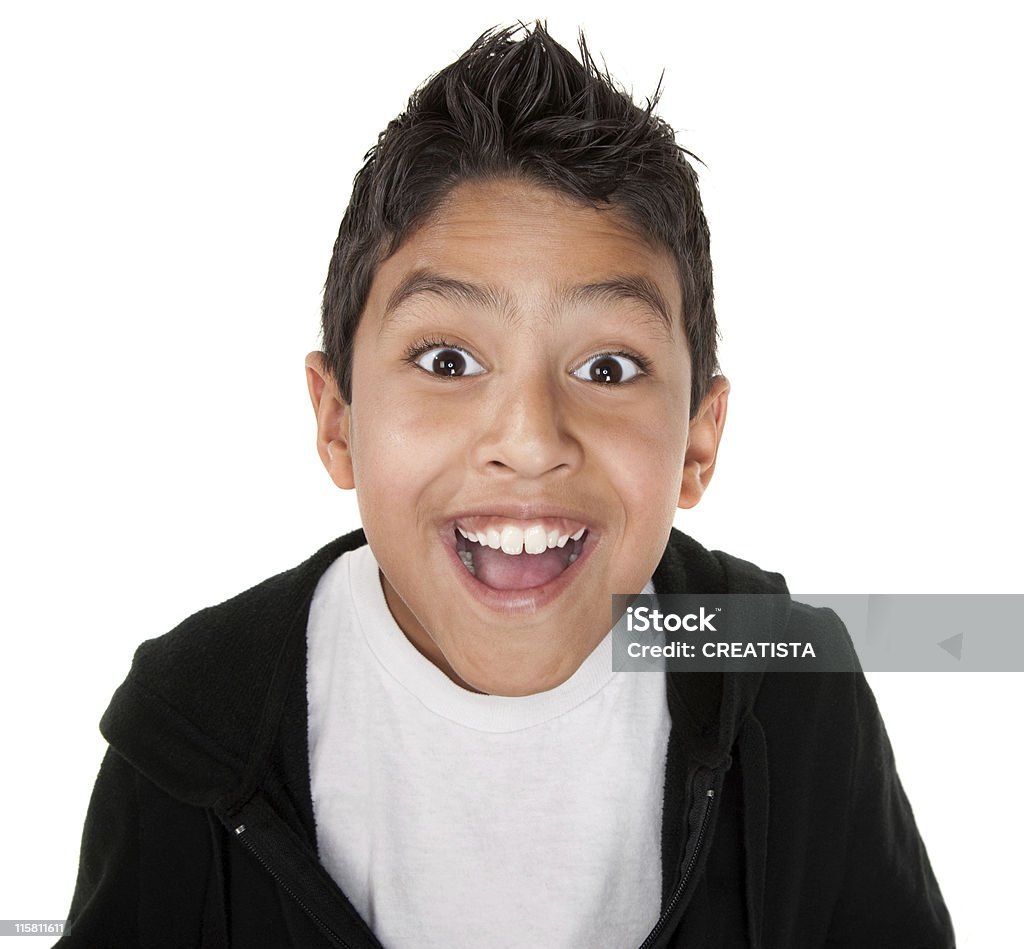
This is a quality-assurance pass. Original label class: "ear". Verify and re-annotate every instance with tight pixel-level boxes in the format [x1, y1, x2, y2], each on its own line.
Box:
[305, 352, 355, 490]
[678, 375, 730, 510]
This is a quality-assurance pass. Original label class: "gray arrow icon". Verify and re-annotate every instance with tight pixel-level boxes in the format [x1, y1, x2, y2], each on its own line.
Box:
[937, 633, 964, 661]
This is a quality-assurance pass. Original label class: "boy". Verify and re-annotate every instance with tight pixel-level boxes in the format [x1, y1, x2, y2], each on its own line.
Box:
[59, 24, 953, 948]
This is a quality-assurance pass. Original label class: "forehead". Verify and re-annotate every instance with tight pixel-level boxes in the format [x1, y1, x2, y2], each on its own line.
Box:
[364, 179, 685, 336]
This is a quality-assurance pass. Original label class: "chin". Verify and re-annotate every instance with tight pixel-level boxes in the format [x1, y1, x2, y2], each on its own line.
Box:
[446, 642, 587, 697]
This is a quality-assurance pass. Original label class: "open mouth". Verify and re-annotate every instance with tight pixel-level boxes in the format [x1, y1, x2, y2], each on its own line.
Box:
[453, 519, 588, 591]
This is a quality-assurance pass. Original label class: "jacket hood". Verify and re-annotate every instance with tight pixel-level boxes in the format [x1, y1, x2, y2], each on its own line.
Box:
[99, 530, 369, 811]
[100, 527, 790, 812]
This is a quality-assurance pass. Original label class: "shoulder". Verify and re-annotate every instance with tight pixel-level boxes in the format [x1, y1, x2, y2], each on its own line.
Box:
[660, 528, 857, 659]
[656, 528, 789, 595]
[99, 529, 367, 805]
[752, 600, 865, 779]
[130, 530, 364, 689]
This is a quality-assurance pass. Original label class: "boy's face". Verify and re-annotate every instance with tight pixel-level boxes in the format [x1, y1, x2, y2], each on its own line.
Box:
[307, 179, 728, 695]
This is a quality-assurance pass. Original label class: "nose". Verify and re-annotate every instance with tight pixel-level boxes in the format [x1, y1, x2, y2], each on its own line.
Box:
[472, 370, 583, 478]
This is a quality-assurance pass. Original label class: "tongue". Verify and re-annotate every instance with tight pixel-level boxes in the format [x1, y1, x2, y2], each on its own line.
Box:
[472, 544, 570, 590]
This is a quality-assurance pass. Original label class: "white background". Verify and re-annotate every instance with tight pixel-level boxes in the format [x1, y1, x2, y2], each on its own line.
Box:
[2, 1, 1021, 945]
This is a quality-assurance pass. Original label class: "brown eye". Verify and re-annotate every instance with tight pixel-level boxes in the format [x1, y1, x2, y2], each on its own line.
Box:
[589, 356, 622, 383]
[433, 349, 465, 375]
[414, 345, 485, 377]
[572, 353, 642, 384]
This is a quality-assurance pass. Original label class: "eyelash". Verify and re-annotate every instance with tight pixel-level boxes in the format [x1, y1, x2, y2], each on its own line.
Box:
[403, 337, 652, 382]
[403, 337, 475, 373]
[585, 349, 653, 378]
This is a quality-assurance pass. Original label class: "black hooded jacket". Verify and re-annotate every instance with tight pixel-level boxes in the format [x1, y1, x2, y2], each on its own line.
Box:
[59, 528, 954, 948]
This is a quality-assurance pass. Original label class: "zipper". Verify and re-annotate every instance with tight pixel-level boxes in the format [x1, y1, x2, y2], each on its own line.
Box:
[636, 784, 716, 949]
[233, 821, 354, 949]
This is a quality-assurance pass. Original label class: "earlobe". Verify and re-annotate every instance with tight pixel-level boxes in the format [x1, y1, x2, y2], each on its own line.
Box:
[304, 351, 355, 490]
[678, 375, 730, 510]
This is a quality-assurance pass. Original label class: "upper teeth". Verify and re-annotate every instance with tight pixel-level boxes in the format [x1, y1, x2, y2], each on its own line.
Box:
[457, 524, 586, 555]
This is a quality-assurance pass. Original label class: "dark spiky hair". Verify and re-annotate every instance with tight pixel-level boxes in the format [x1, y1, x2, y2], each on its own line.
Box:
[321, 23, 718, 415]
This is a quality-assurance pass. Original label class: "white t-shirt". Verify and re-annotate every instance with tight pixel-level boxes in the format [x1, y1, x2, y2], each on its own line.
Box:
[307, 545, 669, 949]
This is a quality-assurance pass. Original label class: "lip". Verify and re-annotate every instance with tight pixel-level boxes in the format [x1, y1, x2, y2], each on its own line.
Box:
[438, 503, 600, 614]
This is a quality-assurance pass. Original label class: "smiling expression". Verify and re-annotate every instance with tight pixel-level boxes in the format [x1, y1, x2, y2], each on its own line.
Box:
[307, 179, 728, 695]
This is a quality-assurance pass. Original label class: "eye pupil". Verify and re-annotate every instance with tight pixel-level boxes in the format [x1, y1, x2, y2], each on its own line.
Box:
[432, 349, 466, 376]
[590, 356, 623, 384]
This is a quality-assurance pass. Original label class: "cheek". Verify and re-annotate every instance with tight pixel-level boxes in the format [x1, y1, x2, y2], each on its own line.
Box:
[601, 403, 688, 488]
[350, 333, 428, 452]
[348, 391, 470, 541]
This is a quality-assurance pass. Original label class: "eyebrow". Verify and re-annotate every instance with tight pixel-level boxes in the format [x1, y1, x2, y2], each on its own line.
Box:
[382, 269, 677, 336]
[565, 276, 676, 338]
[383, 271, 515, 328]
